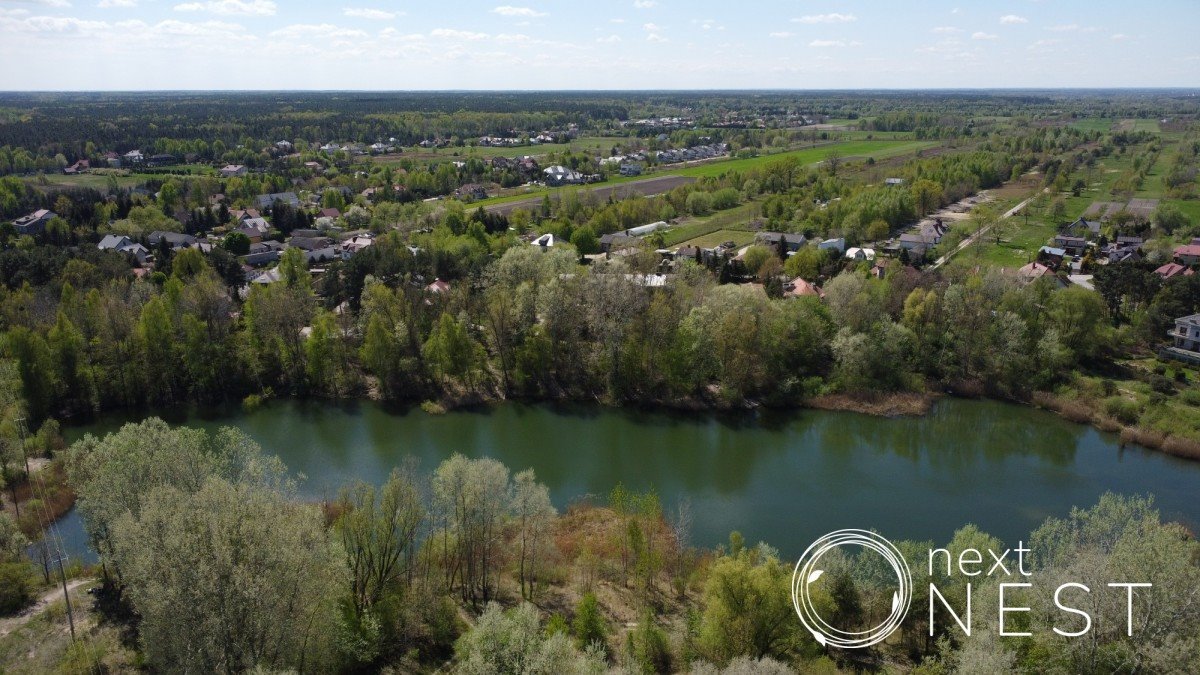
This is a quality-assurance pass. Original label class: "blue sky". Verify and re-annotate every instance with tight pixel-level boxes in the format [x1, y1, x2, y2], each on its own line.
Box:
[0, 0, 1196, 90]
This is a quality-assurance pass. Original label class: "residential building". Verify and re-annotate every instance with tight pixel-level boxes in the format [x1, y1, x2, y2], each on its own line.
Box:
[13, 209, 56, 235]
[1173, 244, 1200, 266]
[1154, 262, 1194, 280]
[147, 231, 197, 250]
[1164, 314, 1200, 365]
[255, 192, 301, 211]
[543, 165, 583, 185]
[220, 164, 247, 178]
[755, 232, 807, 253]
[1053, 235, 1088, 256]
[97, 234, 150, 263]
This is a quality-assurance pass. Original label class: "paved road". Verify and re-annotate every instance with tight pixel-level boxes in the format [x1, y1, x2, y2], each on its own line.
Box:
[931, 191, 1040, 269]
[483, 175, 696, 216]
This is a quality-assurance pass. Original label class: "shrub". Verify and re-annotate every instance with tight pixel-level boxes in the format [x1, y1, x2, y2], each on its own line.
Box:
[572, 593, 607, 651]
[0, 561, 33, 615]
[1102, 397, 1141, 426]
[628, 612, 672, 674]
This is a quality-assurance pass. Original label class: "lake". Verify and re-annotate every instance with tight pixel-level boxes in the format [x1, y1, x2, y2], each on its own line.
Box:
[51, 398, 1200, 563]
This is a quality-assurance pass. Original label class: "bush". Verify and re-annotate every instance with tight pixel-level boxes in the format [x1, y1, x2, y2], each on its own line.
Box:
[1149, 375, 1175, 396]
[0, 561, 33, 615]
[572, 593, 607, 651]
[629, 612, 672, 674]
[1102, 397, 1142, 426]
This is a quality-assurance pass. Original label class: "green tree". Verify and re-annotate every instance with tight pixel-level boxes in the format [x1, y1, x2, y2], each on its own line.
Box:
[572, 592, 607, 651]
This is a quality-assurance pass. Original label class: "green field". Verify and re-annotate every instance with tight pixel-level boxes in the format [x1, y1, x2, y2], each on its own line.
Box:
[1070, 118, 1113, 133]
[661, 202, 759, 247]
[380, 135, 632, 163]
[669, 140, 937, 179]
[675, 228, 756, 249]
[27, 171, 144, 191]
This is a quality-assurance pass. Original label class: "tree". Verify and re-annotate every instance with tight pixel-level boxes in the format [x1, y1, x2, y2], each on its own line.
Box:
[824, 149, 842, 177]
[432, 454, 510, 608]
[570, 226, 599, 259]
[910, 179, 944, 216]
[572, 592, 607, 651]
[455, 603, 605, 675]
[423, 312, 487, 391]
[1152, 203, 1190, 234]
[112, 478, 340, 673]
[223, 231, 251, 255]
[510, 469, 555, 601]
[697, 544, 812, 663]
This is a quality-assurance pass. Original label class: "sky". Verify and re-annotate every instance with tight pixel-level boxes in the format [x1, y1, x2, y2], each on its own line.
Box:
[0, 0, 1197, 90]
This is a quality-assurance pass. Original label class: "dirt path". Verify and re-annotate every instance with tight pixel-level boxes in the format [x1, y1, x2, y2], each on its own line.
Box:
[0, 578, 95, 638]
[931, 190, 1043, 269]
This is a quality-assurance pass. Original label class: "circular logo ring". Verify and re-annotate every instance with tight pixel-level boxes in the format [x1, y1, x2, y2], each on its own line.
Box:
[792, 529, 912, 649]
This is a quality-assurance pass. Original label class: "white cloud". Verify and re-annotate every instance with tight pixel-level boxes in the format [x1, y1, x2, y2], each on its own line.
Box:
[595, 34, 621, 43]
[174, 0, 276, 16]
[931, 26, 960, 34]
[491, 6, 546, 18]
[999, 15, 1027, 24]
[646, 32, 666, 42]
[430, 27, 487, 40]
[972, 31, 998, 40]
[610, 18, 625, 23]
[21, 0, 72, 6]
[269, 23, 366, 40]
[809, 39, 859, 47]
[769, 31, 792, 38]
[1111, 33, 1128, 41]
[792, 13, 856, 24]
[343, 8, 397, 20]
[633, 0, 656, 8]
[642, 22, 659, 31]
[98, 0, 136, 7]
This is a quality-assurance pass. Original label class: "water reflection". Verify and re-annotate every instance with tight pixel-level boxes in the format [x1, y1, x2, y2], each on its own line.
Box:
[59, 398, 1200, 559]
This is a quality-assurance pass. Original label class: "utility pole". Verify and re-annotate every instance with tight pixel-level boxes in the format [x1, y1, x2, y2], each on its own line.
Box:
[16, 416, 29, 476]
[55, 554, 76, 641]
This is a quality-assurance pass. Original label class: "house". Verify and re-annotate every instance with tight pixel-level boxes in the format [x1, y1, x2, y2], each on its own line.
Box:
[1018, 261, 1056, 284]
[318, 208, 341, 220]
[63, 159, 89, 175]
[97, 234, 150, 263]
[531, 233, 556, 248]
[543, 165, 583, 186]
[817, 238, 846, 254]
[1053, 235, 1088, 256]
[1172, 244, 1200, 266]
[123, 149, 145, 164]
[147, 231, 197, 250]
[13, 209, 56, 235]
[275, 140, 293, 152]
[599, 232, 639, 253]
[1154, 262, 1194, 280]
[783, 277, 824, 299]
[251, 267, 284, 285]
[619, 163, 643, 177]
[1062, 217, 1102, 238]
[1164, 314, 1200, 365]
[219, 164, 247, 178]
[884, 178, 905, 186]
[1038, 246, 1067, 267]
[245, 240, 284, 266]
[147, 154, 175, 167]
[898, 233, 935, 253]
[755, 232, 807, 253]
[235, 219, 271, 243]
[255, 192, 301, 211]
[288, 236, 334, 252]
[426, 278, 451, 294]
[845, 247, 876, 261]
[304, 161, 324, 172]
[304, 247, 338, 264]
[341, 234, 374, 258]
[456, 184, 488, 201]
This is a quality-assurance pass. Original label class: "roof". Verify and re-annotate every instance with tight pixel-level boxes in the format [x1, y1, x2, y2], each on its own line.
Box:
[426, 279, 451, 294]
[1179, 314, 1200, 327]
[1174, 244, 1200, 257]
[1019, 261, 1054, 279]
[784, 277, 824, 298]
[1155, 262, 1193, 279]
[1040, 246, 1066, 257]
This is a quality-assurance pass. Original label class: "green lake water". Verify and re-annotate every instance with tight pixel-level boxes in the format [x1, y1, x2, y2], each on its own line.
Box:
[54, 398, 1200, 562]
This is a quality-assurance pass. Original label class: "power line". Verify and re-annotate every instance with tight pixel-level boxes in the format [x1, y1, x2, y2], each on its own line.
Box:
[18, 416, 76, 642]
